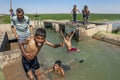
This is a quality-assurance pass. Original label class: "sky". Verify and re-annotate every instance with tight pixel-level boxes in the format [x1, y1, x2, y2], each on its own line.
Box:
[0, 0, 120, 14]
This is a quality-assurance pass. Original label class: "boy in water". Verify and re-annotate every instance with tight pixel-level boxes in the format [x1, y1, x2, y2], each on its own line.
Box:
[20, 28, 64, 80]
[71, 4, 80, 24]
[60, 30, 80, 52]
[41, 60, 65, 80]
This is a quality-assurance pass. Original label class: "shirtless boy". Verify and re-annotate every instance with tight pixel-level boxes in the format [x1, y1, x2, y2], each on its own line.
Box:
[20, 28, 64, 80]
[71, 4, 80, 24]
[60, 30, 80, 52]
[41, 60, 65, 80]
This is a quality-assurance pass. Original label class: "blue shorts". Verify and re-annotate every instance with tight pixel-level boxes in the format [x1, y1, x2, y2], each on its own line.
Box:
[22, 56, 40, 73]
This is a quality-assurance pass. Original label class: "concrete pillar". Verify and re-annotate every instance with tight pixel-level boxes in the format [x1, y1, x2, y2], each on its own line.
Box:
[74, 27, 85, 41]
[40, 21, 45, 28]
[98, 25, 106, 32]
[51, 23, 55, 30]
[107, 24, 112, 33]
[54, 23, 60, 32]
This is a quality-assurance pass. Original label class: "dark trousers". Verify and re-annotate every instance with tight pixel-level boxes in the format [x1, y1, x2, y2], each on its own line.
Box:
[73, 14, 76, 23]
[83, 15, 89, 25]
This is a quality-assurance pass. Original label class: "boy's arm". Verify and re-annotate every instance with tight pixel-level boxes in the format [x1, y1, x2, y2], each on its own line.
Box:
[61, 68, 65, 77]
[77, 9, 80, 14]
[20, 38, 30, 56]
[40, 67, 53, 78]
[43, 68, 53, 75]
[70, 9, 73, 16]
[70, 30, 75, 40]
[88, 10, 90, 15]
[60, 30, 65, 39]
[45, 40, 64, 48]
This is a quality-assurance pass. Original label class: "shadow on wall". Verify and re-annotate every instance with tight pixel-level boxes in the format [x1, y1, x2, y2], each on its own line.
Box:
[0, 32, 10, 52]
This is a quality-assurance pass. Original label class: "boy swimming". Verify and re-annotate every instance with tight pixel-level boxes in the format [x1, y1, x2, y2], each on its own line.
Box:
[41, 60, 65, 80]
[60, 30, 80, 52]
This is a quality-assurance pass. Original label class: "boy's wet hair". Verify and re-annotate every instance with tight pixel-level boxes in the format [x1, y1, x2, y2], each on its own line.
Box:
[84, 5, 88, 8]
[16, 8, 24, 14]
[55, 60, 62, 67]
[65, 33, 70, 38]
[74, 4, 77, 7]
[35, 28, 47, 38]
[10, 8, 13, 12]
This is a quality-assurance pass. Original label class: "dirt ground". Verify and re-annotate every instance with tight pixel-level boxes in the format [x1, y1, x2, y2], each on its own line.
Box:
[3, 59, 28, 80]
[10, 42, 19, 50]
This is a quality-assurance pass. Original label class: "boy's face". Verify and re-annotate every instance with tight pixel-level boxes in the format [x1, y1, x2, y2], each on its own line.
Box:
[65, 36, 69, 40]
[54, 64, 59, 70]
[35, 36, 45, 45]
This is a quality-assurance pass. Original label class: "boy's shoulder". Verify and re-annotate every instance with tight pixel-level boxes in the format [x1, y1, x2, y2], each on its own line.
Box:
[26, 36, 34, 41]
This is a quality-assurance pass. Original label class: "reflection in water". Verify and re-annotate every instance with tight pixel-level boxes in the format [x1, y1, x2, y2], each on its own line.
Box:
[37, 29, 120, 80]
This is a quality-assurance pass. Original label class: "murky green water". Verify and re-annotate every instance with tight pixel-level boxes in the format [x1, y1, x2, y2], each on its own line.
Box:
[0, 68, 5, 80]
[37, 29, 120, 80]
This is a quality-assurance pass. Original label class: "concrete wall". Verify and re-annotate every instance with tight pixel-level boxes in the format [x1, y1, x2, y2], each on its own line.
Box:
[0, 26, 21, 69]
[85, 24, 112, 37]
[42, 20, 113, 41]
[0, 49, 21, 69]
[73, 23, 113, 41]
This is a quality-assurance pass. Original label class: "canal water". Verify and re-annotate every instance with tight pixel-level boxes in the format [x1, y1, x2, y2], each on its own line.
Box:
[37, 29, 120, 80]
[0, 68, 5, 80]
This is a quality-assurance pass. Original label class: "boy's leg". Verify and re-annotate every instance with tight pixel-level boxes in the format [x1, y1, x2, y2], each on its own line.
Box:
[34, 69, 41, 80]
[86, 16, 89, 24]
[73, 14, 76, 23]
[27, 70, 34, 80]
[31, 57, 41, 80]
[22, 56, 34, 80]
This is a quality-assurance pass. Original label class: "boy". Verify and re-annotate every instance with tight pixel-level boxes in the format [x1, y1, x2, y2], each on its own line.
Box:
[71, 4, 80, 24]
[41, 60, 65, 80]
[9, 8, 15, 19]
[82, 5, 90, 25]
[60, 30, 80, 52]
[20, 28, 64, 80]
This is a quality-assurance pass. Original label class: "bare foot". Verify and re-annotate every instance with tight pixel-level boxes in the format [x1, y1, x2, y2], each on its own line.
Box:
[77, 49, 80, 52]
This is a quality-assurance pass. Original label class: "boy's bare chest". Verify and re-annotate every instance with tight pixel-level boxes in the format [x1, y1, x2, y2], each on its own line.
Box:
[25, 40, 38, 53]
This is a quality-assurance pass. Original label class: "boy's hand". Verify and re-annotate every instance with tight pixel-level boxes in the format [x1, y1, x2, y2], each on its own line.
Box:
[15, 34, 19, 39]
[24, 53, 33, 60]
[40, 75, 45, 78]
[60, 43, 64, 47]
[30, 34, 34, 37]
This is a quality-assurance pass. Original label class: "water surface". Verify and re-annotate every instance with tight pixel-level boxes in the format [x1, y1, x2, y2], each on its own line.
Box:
[38, 29, 120, 80]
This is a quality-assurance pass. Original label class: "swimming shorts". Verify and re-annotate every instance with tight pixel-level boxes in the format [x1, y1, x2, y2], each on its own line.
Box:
[22, 56, 40, 73]
[69, 48, 77, 52]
